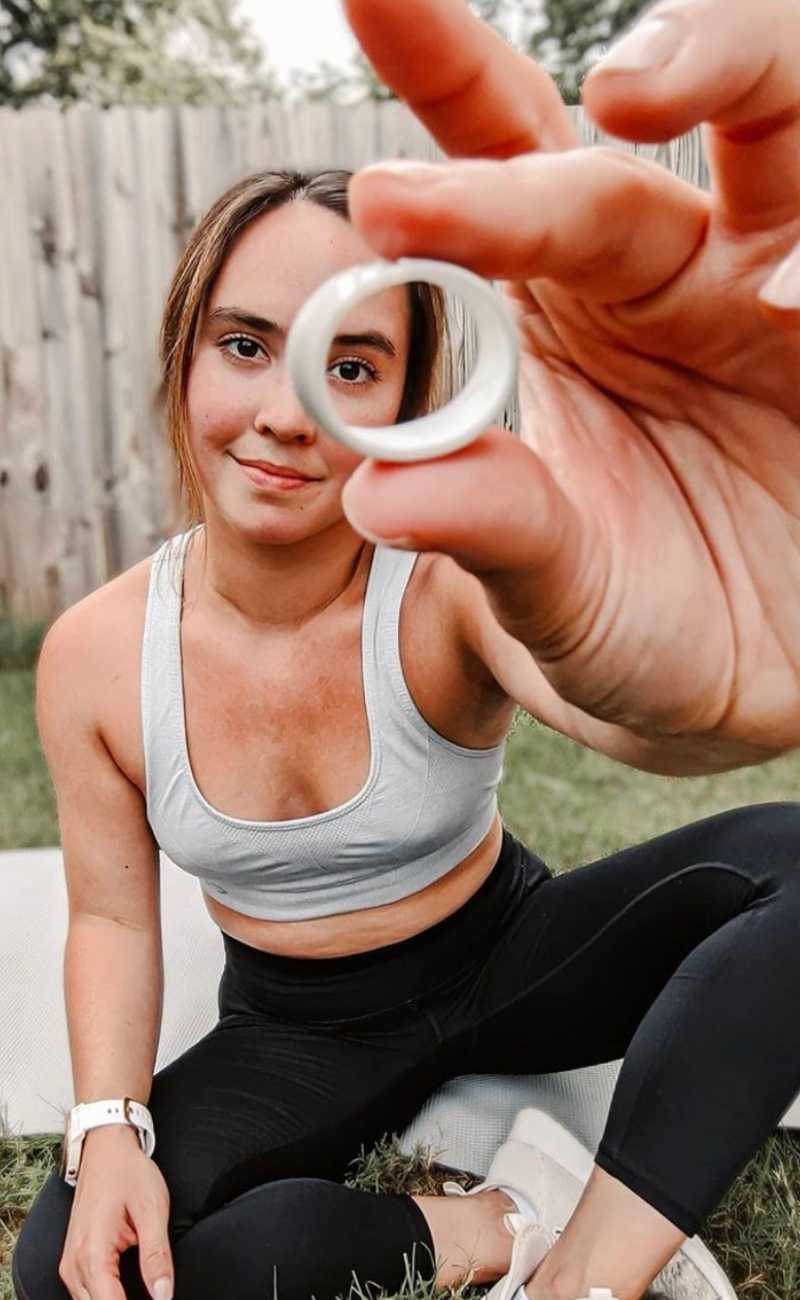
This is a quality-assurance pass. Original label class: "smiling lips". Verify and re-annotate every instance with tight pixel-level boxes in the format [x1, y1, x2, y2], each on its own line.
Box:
[234, 457, 318, 490]
[235, 457, 315, 480]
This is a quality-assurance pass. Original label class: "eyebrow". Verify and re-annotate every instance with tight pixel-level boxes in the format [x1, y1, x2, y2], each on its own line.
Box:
[206, 306, 397, 359]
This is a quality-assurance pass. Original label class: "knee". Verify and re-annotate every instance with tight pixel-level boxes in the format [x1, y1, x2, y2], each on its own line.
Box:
[12, 1171, 73, 1300]
[175, 1178, 374, 1298]
[164, 1176, 351, 1300]
[706, 801, 800, 881]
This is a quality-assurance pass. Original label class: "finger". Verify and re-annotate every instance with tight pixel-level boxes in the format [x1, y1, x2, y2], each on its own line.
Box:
[348, 147, 708, 299]
[76, 1259, 127, 1300]
[61, 1274, 94, 1300]
[341, 429, 601, 663]
[583, 0, 800, 234]
[134, 1209, 174, 1300]
[342, 426, 585, 565]
[342, 0, 577, 156]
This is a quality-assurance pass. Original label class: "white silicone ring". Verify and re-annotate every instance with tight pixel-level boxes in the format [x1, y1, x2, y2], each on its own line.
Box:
[285, 257, 518, 462]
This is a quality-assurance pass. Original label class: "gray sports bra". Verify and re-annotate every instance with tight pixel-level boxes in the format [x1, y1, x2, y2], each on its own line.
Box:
[140, 526, 507, 920]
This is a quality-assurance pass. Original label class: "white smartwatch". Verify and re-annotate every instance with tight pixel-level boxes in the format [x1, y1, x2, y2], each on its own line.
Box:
[60, 1097, 155, 1186]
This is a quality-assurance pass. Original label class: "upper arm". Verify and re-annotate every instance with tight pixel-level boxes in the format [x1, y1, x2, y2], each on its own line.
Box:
[35, 605, 161, 931]
[446, 557, 576, 726]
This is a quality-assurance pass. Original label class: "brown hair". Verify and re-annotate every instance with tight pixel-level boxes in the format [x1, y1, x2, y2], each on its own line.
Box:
[159, 168, 455, 549]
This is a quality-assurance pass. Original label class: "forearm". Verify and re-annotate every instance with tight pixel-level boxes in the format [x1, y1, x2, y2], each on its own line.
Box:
[477, 567, 791, 775]
[582, 716, 785, 776]
[64, 914, 163, 1116]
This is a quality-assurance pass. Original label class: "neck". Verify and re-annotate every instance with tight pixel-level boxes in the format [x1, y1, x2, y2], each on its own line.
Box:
[183, 518, 374, 635]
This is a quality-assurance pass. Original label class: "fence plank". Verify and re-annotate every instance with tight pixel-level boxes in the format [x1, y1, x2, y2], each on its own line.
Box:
[0, 109, 51, 618]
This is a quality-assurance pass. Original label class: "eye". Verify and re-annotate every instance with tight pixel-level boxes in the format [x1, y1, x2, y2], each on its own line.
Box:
[329, 357, 380, 386]
[218, 334, 265, 362]
[216, 336, 379, 386]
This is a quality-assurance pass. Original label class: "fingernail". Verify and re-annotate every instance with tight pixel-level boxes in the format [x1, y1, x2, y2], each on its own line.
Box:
[360, 528, 416, 549]
[348, 514, 416, 546]
[759, 244, 800, 309]
[593, 17, 682, 73]
[358, 160, 444, 188]
[153, 1278, 172, 1300]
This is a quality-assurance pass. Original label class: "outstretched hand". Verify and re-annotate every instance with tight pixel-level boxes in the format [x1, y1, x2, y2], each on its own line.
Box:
[339, 0, 800, 758]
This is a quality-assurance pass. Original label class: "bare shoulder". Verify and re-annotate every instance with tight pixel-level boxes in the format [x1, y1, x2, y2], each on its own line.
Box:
[414, 549, 510, 689]
[47, 550, 152, 654]
[40, 552, 155, 778]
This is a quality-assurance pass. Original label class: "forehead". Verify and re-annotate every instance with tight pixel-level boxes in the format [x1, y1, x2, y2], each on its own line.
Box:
[208, 198, 410, 334]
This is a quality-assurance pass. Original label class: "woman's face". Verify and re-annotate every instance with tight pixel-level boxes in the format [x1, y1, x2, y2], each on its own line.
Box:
[186, 198, 412, 544]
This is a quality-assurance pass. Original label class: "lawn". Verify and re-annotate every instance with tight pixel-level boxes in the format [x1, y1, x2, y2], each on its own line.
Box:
[2, 614, 799, 1299]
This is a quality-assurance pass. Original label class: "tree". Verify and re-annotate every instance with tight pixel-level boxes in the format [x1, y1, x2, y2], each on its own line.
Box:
[467, 0, 653, 104]
[528, 0, 652, 103]
[286, 48, 394, 107]
[0, 0, 281, 107]
[285, 1, 525, 107]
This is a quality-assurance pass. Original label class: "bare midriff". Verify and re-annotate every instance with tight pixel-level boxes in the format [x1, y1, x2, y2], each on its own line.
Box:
[202, 811, 504, 957]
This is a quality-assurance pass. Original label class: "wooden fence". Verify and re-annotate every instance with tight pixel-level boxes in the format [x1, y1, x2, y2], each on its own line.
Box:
[0, 101, 709, 623]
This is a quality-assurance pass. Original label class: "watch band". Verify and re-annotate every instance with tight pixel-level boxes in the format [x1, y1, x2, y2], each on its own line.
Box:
[61, 1097, 155, 1186]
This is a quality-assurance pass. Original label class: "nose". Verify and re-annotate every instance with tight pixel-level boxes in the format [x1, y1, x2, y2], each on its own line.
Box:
[253, 358, 319, 443]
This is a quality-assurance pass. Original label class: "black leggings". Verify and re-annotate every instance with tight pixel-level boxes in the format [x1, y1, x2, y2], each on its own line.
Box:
[14, 803, 800, 1300]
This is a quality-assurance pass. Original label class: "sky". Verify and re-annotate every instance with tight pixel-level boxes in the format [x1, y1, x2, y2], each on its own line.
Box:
[238, 0, 360, 75]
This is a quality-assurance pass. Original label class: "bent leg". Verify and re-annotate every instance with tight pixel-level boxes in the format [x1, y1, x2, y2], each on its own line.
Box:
[12, 1006, 445, 1298]
[466, 802, 800, 1237]
[10, 828, 545, 1300]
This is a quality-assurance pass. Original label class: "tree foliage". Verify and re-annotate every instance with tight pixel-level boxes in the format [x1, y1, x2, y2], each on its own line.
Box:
[0, 0, 280, 106]
[527, 0, 653, 103]
[286, 48, 394, 107]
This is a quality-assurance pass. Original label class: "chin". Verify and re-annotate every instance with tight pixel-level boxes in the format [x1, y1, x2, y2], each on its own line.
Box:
[230, 502, 339, 546]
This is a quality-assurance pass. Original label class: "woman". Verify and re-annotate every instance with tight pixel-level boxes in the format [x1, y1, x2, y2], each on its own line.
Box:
[12, 168, 800, 1300]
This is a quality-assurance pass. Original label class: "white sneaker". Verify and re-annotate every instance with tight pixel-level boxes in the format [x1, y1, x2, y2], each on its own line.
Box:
[442, 1107, 593, 1300]
[510, 1286, 621, 1300]
[442, 1108, 737, 1300]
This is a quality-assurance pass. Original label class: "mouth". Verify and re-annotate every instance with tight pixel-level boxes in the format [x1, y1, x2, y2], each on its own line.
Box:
[232, 457, 319, 490]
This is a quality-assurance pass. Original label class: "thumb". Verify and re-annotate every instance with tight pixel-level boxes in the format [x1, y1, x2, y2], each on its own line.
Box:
[341, 425, 583, 572]
[341, 428, 600, 659]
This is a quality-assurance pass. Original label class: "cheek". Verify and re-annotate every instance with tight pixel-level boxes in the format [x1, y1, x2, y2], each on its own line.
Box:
[186, 365, 245, 444]
[328, 373, 407, 441]
[319, 433, 363, 479]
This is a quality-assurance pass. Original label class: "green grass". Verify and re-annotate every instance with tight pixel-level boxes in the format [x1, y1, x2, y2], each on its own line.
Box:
[0, 609, 55, 850]
[2, 632, 800, 1299]
[0, 610, 47, 676]
[0, 1133, 61, 1297]
[0, 669, 59, 849]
